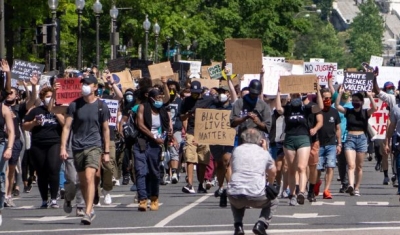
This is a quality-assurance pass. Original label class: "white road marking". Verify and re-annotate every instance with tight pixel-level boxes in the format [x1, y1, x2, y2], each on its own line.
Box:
[14, 216, 79, 222]
[154, 193, 212, 227]
[311, 201, 346, 206]
[126, 203, 163, 208]
[360, 221, 400, 224]
[275, 213, 338, 219]
[356, 201, 389, 206]
[100, 194, 128, 198]
[10, 205, 35, 210]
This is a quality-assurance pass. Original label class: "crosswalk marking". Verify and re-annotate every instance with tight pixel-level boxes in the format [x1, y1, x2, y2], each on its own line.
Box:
[311, 201, 346, 206]
[356, 201, 390, 206]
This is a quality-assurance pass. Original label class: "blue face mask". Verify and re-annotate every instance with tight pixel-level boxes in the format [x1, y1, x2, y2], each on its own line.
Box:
[387, 89, 395, 95]
[97, 88, 103, 96]
[153, 100, 163, 109]
[126, 95, 133, 103]
[243, 94, 258, 106]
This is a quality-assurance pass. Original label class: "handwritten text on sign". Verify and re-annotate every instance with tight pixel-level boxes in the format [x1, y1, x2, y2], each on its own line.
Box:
[208, 64, 222, 79]
[101, 99, 119, 127]
[343, 72, 373, 92]
[304, 62, 337, 85]
[56, 78, 82, 104]
[11, 59, 45, 81]
[363, 98, 388, 140]
[194, 109, 236, 146]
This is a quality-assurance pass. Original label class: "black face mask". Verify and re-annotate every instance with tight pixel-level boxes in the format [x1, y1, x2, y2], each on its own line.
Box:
[4, 99, 14, 106]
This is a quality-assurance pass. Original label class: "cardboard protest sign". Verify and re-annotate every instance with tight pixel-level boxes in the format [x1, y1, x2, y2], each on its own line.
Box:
[180, 60, 202, 78]
[201, 66, 210, 79]
[263, 57, 285, 65]
[363, 98, 388, 140]
[343, 72, 373, 92]
[310, 58, 325, 63]
[369, 56, 383, 68]
[208, 64, 222, 79]
[55, 78, 82, 104]
[148, 62, 174, 80]
[286, 60, 304, 65]
[100, 99, 119, 127]
[347, 68, 358, 72]
[225, 39, 262, 74]
[240, 74, 259, 90]
[304, 62, 337, 85]
[11, 59, 45, 81]
[191, 79, 219, 89]
[130, 70, 142, 80]
[107, 58, 127, 73]
[112, 69, 135, 92]
[279, 75, 317, 94]
[263, 62, 292, 95]
[194, 108, 236, 146]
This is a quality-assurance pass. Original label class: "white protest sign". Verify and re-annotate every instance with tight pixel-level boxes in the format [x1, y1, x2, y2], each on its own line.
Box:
[363, 98, 388, 140]
[208, 64, 222, 79]
[369, 56, 383, 68]
[310, 58, 325, 63]
[291, 64, 304, 75]
[180, 60, 201, 78]
[240, 74, 259, 90]
[336, 69, 344, 84]
[263, 63, 292, 95]
[376, 66, 400, 88]
[263, 57, 285, 65]
[101, 99, 119, 127]
[303, 62, 337, 85]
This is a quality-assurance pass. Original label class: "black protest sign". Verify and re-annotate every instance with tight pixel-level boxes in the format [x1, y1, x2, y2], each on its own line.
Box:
[343, 72, 373, 92]
[130, 58, 152, 78]
[11, 59, 45, 81]
[107, 57, 127, 73]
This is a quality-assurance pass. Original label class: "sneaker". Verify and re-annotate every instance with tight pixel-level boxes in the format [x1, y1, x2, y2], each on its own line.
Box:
[219, 189, 228, 207]
[204, 180, 212, 190]
[297, 192, 305, 205]
[130, 184, 137, 191]
[307, 192, 316, 202]
[12, 188, 20, 197]
[314, 180, 322, 196]
[76, 207, 85, 217]
[383, 177, 390, 185]
[323, 190, 333, 199]
[50, 200, 59, 209]
[214, 188, 223, 197]
[347, 185, 355, 196]
[281, 189, 290, 199]
[354, 190, 360, 196]
[339, 184, 348, 193]
[40, 201, 48, 209]
[375, 162, 381, 171]
[31, 176, 37, 184]
[182, 184, 195, 194]
[198, 184, 208, 194]
[336, 176, 341, 182]
[171, 173, 179, 184]
[60, 188, 65, 199]
[289, 195, 298, 206]
[122, 175, 130, 185]
[4, 198, 16, 207]
[24, 185, 32, 193]
[81, 212, 96, 225]
[64, 200, 72, 214]
[102, 189, 112, 205]
[164, 175, 171, 184]
[112, 177, 120, 186]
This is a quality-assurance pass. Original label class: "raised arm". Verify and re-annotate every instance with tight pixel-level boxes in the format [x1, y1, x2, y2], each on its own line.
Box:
[366, 91, 378, 116]
[334, 86, 346, 114]
[275, 91, 284, 115]
[26, 75, 39, 110]
[1, 59, 11, 94]
[226, 68, 238, 102]
[316, 78, 323, 110]
[106, 72, 123, 101]
[161, 76, 170, 104]
[3, 105, 14, 159]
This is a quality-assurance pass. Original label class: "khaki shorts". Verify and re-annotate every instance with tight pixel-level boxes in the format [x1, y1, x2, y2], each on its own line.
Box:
[73, 146, 102, 172]
[183, 134, 210, 165]
[308, 141, 320, 166]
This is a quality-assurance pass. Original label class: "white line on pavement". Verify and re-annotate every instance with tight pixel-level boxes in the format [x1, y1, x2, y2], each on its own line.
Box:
[153, 193, 212, 227]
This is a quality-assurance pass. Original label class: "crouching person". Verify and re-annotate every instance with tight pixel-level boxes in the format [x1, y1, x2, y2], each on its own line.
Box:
[227, 128, 278, 235]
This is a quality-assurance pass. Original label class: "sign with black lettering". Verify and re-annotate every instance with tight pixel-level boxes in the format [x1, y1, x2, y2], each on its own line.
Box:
[194, 109, 236, 146]
[55, 78, 82, 104]
[343, 72, 373, 92]
[207, 64, 222, 79]
[11, 59, 45, 81]
[100, 99, 119, 127]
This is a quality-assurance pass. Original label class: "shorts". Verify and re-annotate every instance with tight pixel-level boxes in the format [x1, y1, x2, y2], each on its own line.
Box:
[168, 131, 182, 162]
[269, 143, 284, 160]
[308, 141, 320, 166]
[317, 145, 337, 170]
[209, 145, 234, 162]
[9, 139, 23, 166]
[284, 135, 310, 151]
[73, 146, 102, 172]
[183, 134, 210, 164]
[344, 134, 368, 153]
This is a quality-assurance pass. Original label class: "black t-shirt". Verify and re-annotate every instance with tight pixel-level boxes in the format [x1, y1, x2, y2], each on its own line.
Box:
[318, 108, 341, 146]
[167, 97, 183, 132]
[18, 102, 28, 121]
[306, 102, 321, 143]
[180, 95, 215, 135]
[345, 108, 369, 132]
[284, 104, 312, 136]
[24, 106, 62, 145]
[10, 105, 21, 140]
[123, 101, 136, 116]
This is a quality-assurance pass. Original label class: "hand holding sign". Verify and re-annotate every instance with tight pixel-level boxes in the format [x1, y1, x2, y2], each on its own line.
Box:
[30, 73, 39, 86]
[1, 59, 10, 72]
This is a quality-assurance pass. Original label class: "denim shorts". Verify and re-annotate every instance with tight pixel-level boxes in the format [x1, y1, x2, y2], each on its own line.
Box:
[344, 133, 368, 153]
[269, 143, 284, 160]
[317, 145, 337, 170]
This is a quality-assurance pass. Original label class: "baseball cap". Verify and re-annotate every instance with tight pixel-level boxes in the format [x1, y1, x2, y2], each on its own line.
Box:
[81, 75, 98, 85]
[384, 81, 394, 89]
[190, 81, 202, 93]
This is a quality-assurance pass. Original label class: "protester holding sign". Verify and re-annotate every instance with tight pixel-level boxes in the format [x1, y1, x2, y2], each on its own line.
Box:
[335, 87, 377, 196]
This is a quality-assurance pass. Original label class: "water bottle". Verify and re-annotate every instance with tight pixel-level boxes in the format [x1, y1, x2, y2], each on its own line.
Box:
[162, 131, 167, 141]
[240, 110, 243, 118]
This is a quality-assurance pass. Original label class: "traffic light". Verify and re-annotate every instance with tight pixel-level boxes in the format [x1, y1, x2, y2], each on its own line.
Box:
[35, 25, 47, 45]
[396, 40, 400, 57]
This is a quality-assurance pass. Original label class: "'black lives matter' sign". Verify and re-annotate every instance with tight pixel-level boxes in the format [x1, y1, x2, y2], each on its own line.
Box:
[343, 72, 373, 92]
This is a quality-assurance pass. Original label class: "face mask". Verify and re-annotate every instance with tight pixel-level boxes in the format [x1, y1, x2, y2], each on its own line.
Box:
[291, 98, 302, 107]
[153, 100, 163, 109]
[387, 89, 395, 95]
[191, 93, 199, 100]
[81, 84, 92, 96]
[352, 102, 362, 109]
[126, 95, 133, 103]
[243, 94, 258, 106]
[44, 97, 52, 106]
[219, 94, 228, 103]
[4, 99, 14, 106]
[97, 88, 104, 96]
[342, 93, 349, 100]
[323, 99, 331, 110]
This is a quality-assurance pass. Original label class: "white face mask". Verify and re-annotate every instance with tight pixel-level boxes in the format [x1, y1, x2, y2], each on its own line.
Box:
[219, 94, 228, 103]
[44, 97, 52, 106]
[81, 84, 92, 96]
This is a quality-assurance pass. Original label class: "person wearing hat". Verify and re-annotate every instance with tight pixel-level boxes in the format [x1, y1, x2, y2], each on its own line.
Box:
[180, 80, 214, 194]
[60, 74, 111, 225]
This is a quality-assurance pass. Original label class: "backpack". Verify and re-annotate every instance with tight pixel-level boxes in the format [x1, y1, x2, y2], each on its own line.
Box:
[123, 106, 139, 140]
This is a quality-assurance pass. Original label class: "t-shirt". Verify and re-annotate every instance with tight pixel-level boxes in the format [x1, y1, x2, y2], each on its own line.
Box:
[345, 108, 369, 132]
[167, 97, 183, 132]
[284, 104, 312, 136]
[318, 108, 341, 146]
[67, 98, 110, 151]
[180, 96, 215, 135]
[227, 143, 275, 197]
[10, 105, 21, 140]
[306, 102, 320, 143]
[269, 109, 285, 145]
[24, 106, 62, 145]
[332, 101, 353, 142]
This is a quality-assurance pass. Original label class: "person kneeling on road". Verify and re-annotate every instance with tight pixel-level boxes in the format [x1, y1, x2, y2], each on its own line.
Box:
[227, 128, 278, 235]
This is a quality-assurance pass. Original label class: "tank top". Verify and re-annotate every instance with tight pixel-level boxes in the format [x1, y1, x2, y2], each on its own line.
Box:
[151, 113, 161, 138]
[0, 103, 6, 142]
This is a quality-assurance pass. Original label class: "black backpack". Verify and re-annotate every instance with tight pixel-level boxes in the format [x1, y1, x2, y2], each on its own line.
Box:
[123, 108, 139, 140]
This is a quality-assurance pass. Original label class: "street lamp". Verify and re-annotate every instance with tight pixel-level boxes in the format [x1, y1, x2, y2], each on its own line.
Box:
[75, 0, 85, 70]
[153, 21, 160, 63]
[294, 9, 321, 18]
[143, 15, 151, 61]
[92, 0, 102, 67]
[110, 5, 119, 60]
[48, 0, 59, 71]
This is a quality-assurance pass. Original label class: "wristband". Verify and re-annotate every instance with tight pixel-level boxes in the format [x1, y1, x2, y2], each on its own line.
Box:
[103, 152, 110, 154]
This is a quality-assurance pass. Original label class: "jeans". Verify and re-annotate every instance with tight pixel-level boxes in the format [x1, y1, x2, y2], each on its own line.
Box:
[318, 145, 337, 170]
[344, 134, 368, 153]
[0, 142, 7, 211]
[132, 141, 161, 200]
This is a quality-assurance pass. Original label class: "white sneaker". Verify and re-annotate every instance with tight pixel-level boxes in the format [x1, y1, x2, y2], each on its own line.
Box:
[102, 189, 112, 205]
[171, 173, 178, 184]
[112, 177, 120, 186]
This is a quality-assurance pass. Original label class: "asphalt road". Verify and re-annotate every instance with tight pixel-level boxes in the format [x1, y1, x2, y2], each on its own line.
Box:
[1, 158, 400, 235]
